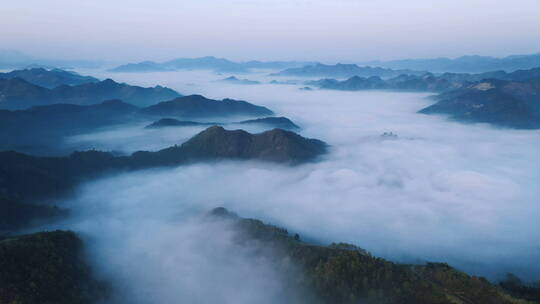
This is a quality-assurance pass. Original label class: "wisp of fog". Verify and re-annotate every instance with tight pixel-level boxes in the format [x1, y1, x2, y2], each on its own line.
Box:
[51, 69, 540, 302]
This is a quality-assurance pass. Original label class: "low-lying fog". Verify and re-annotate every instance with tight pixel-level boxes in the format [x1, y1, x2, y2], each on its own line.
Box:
[54, 69, 540, 302]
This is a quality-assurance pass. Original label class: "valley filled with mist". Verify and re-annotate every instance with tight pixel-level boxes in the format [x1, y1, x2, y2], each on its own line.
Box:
[1, 66, 536, 303]
[63, 68, 540, 280]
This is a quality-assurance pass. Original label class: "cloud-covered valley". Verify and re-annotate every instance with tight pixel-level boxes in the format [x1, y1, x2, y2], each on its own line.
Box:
[46, 69, 540, 302]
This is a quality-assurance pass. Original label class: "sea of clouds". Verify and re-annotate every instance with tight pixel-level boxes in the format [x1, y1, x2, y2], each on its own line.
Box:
[51, 69, 540, 302]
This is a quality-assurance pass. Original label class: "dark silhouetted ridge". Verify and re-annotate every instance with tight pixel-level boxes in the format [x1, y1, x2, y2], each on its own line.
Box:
[0, 68, 99, 88]
[144, 118, 215, 128]
[419, 78, 540, 128]
[108, 61, 173, 72]
[220, 76, 260, 85]
[144, 116, 299, 130]
[0, 127, 327, 200]
[140, 94, 274, 118]
[0, 99, 139, 154]
[239, 116, 300, 130]
[0, 77, 180, 110]
[273, 63, 425, 78]
[176, 126, 326, 163]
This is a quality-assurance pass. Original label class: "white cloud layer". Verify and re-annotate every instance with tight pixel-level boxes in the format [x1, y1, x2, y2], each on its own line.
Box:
[46, 70, 540, 302]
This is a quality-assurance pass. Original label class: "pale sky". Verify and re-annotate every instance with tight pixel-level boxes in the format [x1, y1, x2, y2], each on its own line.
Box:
[1, 0, 540, 62]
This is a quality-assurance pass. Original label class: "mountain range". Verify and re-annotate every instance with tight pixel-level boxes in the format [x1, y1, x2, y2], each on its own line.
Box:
[0, 99, 139, 154]
[308, 74, 466, 92]
[0, 126, 327, 201]
[205, 207, 538, 304]
[305, 68, 540, 129]
[138, 126, 324, 164]
[272, 63, 426, 78]
[3, 50, 540, 304]
[419, 78, 540, 129]
[307, 67, 540, 93]
[0, 68, 99, 88]
[106, 61, 174, 73]
[109, 56, 316, 73]
[146, 116, 300, 130]
[2, 205, 538, 304]
[239, 116, 300, 129]
[3, 50, 540, 74]
[140, 94, 273, 118]
[219, 76, 261, 85]
[109, 52, 540, 76]
[0, 77, 180, 110]
[0, 95, 277, 154]
[363, 53, 540, 73]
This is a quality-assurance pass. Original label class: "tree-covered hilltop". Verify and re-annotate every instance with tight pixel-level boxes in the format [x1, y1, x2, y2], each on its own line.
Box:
[239, 116, 300, 130]
[140, 94, 274, 118]
[419, 78, 540, 129]
[2, 209, 538, 304]
[0, 126, 327, 201]
[209, 207, 539, 304]
[137, 126, 325, 164]
[0, 231, 108, 304]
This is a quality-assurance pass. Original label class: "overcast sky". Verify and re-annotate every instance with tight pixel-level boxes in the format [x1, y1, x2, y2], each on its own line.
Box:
[2, 0, 540, 62]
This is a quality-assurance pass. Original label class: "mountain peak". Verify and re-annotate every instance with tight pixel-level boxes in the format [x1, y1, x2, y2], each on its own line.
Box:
[178, 126, 327, 163]
[101, 78, 118, 85]
[141, 95, 274, 118]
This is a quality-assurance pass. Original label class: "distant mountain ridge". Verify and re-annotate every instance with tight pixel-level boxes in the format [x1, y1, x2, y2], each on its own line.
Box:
[363, 52, 540, 73]
[0, 68, 99, 88]
[145, 118, 215, 128]
[0, 77, 180, 109]
[272, 63, 426, 78]
[141, 94, 273, 118]
[220, 76, 261, 85]
[239, 117, 300, 130]
[307, 67, 540, 93]
[107, 61, 174, 72]
[305, 68, 540, 129]
[110, 56, 317, 73]
[145, 116, 299, 130]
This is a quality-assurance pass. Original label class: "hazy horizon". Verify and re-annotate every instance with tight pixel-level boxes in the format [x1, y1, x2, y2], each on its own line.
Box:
[2, 0, 540, 63]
